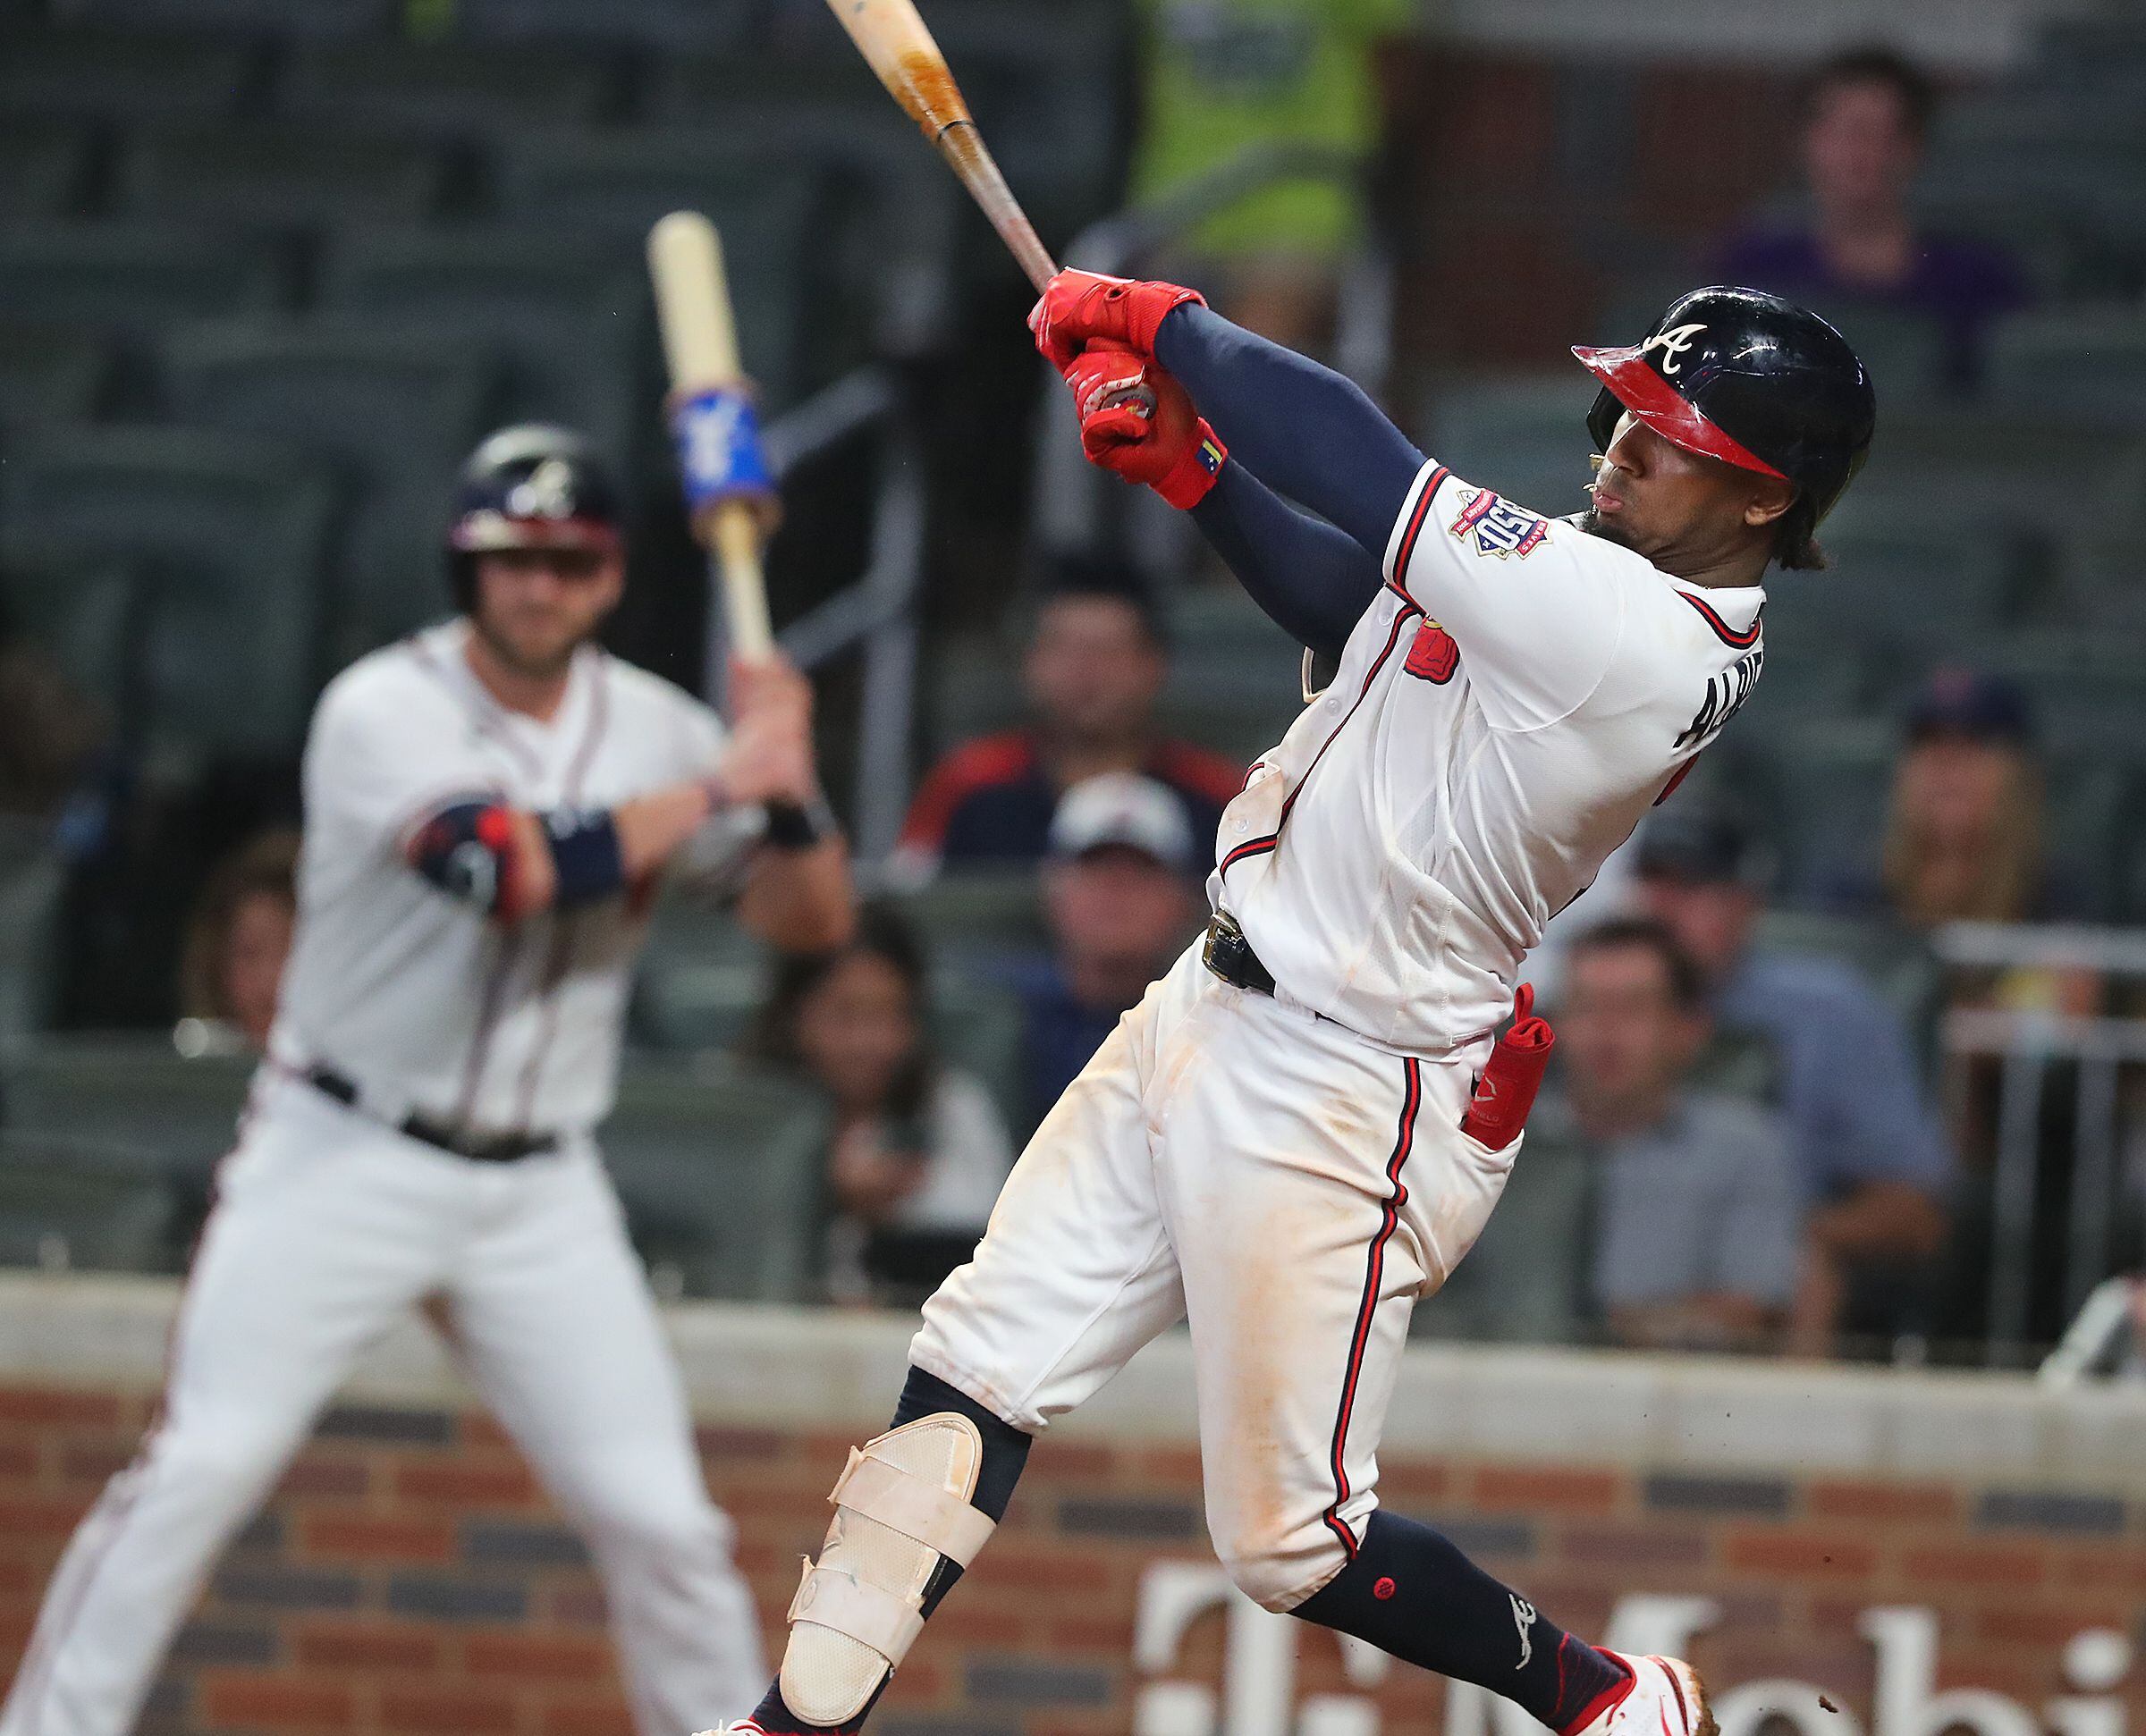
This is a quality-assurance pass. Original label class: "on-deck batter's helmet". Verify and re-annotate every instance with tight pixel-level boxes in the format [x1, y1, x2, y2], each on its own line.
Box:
[1571, 285, 1876, 533]
[447, 424, 623, 611]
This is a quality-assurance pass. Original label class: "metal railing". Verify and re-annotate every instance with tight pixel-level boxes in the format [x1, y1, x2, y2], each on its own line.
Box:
[1932, 921, 2146, 1366]
[702, 367, 926, 866]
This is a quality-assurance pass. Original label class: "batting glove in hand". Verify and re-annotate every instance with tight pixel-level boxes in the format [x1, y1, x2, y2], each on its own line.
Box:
[1063, 343, 1227, 511]
[1029, 269, 1206, 371]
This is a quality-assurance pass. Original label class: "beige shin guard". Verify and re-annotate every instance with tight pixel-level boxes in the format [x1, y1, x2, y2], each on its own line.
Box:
[780, 1413, 997, 1725]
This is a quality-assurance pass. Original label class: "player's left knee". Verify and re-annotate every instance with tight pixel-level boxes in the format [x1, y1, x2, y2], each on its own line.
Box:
[1212, 1515, 1348, 1614]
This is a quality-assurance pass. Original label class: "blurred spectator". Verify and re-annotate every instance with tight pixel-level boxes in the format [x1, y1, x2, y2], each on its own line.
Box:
[748, 906, 1014, 1306]
[1563, 921, 1802, 1353]
[1636, 808, 1952, 1353]
[1134, 0, 1412, 350]
[1708, 46, 2030, 388]
[1436, 922, 1802, 1352]
[1825, 669, 2094, 1015]
[897, 558, 1241, 878]
[0, 633, 106, 822]
[176, 829, 301, 1053]
[996, 772, 1206, 1133]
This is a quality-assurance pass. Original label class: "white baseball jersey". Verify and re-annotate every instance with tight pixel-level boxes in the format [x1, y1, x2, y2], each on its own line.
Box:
[1211, 459, 1764, 1053]
[271, 619, 758, 1135]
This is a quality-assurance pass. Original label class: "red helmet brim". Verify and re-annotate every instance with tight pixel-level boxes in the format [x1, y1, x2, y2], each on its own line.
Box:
[1571, 344, 1789, 481]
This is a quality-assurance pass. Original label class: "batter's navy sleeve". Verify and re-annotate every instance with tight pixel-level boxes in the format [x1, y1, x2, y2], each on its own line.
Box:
[1153, 303, 1426, 559]
[1192, 461, 1386, 661]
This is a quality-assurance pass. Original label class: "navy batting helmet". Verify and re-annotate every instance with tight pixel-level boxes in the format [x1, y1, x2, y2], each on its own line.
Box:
[1572, 286, 1876, 534]
[447, 425, 623, 611]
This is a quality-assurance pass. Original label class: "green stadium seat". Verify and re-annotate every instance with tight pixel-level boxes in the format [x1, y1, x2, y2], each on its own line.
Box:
[892, 872, 1050, 972]
[319, 223, 646, 463]
[276, 37, 619, 144]
[491, 129, 834, 407]
[1744, 721, 1896, 904]
[1420, 372, 1597, 520]
[603, 1057, 827, 1302]
[0, 322, 114, 434]
[454, 0, 756, 50]
[1845, 408, 2146, 536]
[0, 119, 92, 220]
[924, 635, 1025, 756]
[0, 1136, 177, 1276]
[0, 543, 134, 719]
[0, 1034, 257, 1255]
[1770, 508, 2030, 652]
[157, 319, 499, 652]
[1812, 303, 1952, 404]
[114, 122, 451, 236]
[0, 427, 335, 754]
[0, 223, 289, 343]
[0, 27, 260, 126]
[57, 0, 394, 35]
[1985, 308, 2146, 427]
[0, 823, 64, 1039]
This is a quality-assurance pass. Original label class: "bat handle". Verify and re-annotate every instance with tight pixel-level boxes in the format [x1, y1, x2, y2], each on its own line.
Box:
[711, 504, 775, 662]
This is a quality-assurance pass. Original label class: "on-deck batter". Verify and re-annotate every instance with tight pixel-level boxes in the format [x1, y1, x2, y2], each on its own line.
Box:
[728, 284, 1873, 1736]
[1, 425, 855, 1736]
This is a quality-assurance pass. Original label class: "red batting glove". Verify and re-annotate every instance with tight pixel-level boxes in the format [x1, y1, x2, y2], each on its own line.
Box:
[1063, 344, 1227, 511]
[1029, 269, 1207, 371]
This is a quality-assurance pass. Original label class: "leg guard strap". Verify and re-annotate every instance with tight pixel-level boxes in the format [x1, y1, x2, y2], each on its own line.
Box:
[830, 1448, 996, 1568]
[789, 1559, 925, 1664]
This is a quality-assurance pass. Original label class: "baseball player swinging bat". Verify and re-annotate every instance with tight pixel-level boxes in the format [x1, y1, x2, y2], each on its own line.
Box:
[649, 209, 778, 663]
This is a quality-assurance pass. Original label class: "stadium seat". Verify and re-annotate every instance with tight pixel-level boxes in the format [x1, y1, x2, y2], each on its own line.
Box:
[276, 37, 620, 144]
[157, 319, 499, 651]
[114, 122, 451, 236]
[1984, 308, 2146, 427]
[0, 119, 92, 220]
[0, 426, 334, 754]
[1771, 508, 2031, 652]
[1745, 721, 1897, 905]
[0, 26, 261, 125]
[1420, 372, 1598, 520]
[603, 1058, 827, 1302]
[0, 543, 134, 719]
[319, 223, 646, 461]
[454, 0, 756, 51]
[491, 128, 841, 406]
[0, 1033, 255, 1226]
[0, 823, 64, 1040]
[51, 0, 395, 35]
[1844, 408, 2146, 541]
[0, 323, 114, 434]
[1812, 303, 1952, 404]
[892, 872, 1050, 973]
[0, 1137, 177, 1276]
[0, 223, 288, 343]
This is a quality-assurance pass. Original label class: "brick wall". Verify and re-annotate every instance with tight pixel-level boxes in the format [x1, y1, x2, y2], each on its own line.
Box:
[0, 1382, 2138, 1736]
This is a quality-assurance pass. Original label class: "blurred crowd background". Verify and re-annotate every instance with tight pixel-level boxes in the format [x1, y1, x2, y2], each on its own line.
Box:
[2, 0, 2144, 1375]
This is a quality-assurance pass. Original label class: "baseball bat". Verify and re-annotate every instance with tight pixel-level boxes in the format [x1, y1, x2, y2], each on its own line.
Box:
[823, 0, 1057, 291]
[646, 210, 777, 662]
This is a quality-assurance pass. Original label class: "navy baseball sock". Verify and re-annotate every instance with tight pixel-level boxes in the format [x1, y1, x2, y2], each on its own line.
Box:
[744, 1367, 1032, 1734]
[1294, 1511, 1633, 1734]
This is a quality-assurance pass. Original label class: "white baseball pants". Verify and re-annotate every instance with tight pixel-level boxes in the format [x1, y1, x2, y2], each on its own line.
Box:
[912, 941, 1520, 1614]
[0, 1073, 765, 1736]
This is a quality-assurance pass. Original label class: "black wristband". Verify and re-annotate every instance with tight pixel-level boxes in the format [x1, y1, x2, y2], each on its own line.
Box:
[762, 795, 838, 851]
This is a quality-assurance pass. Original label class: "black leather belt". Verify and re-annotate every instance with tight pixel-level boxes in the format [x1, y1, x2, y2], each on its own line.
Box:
[1203, 913, 1277, 996]
[303, 1066, 560, 1164]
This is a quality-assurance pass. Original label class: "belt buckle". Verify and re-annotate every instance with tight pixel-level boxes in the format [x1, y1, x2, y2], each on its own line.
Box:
[1203, 914, 1240, 978]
